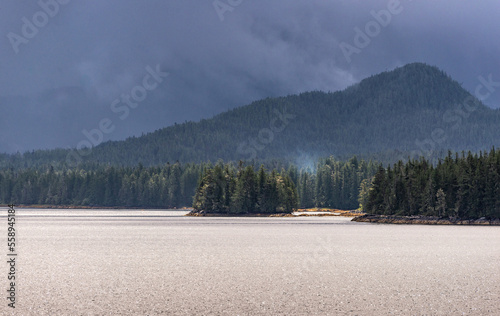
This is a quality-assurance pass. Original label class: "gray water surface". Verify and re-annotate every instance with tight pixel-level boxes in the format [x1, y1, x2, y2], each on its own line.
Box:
[1, 208, 499, 315]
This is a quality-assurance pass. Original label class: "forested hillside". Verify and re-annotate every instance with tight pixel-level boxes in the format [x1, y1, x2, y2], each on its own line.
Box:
[2, 63, 499, 168]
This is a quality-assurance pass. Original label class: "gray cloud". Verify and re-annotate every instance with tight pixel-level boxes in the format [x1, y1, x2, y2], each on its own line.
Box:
[0, 0, 499, 153]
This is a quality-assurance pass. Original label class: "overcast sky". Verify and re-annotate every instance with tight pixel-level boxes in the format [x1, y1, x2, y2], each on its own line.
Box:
[1, 0, 499, 153]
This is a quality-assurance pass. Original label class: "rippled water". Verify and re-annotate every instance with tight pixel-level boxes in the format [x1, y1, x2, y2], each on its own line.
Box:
[1, 208, 499, 315]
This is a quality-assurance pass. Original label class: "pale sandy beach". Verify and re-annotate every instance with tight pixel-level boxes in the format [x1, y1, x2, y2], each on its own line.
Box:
[1, 209, 499, 315]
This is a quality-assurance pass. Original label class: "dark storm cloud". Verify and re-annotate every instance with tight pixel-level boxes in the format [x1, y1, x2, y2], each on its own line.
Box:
[0, 0, 499, 152]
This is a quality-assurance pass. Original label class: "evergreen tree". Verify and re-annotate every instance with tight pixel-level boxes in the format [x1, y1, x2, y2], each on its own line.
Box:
[231, 166, 257, 214]
[358, 178, 372, 211]
[435, 188, 446, 217]
[365, 149, 500, 219]
[366, 166, 387, 214]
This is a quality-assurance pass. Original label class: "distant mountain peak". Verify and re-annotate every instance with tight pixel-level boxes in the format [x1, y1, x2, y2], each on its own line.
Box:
[3, 63, 498, 167]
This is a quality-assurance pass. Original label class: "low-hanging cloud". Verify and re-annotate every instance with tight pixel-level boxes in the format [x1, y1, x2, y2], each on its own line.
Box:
[0, 0, 499, 153]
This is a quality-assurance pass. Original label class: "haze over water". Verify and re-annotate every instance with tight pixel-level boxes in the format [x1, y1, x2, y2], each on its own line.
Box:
[1, 209, 499, 315]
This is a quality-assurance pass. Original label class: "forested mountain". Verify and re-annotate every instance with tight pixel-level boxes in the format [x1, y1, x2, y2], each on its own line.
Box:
[2, 62, 500, 168]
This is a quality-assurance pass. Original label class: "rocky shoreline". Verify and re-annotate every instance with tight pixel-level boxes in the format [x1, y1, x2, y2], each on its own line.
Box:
[352, 214, 500, 225]
[186, 209, 363, 217]
[186, 210, 294, 217]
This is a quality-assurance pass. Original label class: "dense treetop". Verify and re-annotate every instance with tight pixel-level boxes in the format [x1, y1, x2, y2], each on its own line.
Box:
[365, 149, 500, 219]
[192, 164, 299, 214]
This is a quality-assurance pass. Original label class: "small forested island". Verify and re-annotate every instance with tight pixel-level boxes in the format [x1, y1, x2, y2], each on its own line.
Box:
[189, 164, 298, 216]
[356, 149, 500, 225]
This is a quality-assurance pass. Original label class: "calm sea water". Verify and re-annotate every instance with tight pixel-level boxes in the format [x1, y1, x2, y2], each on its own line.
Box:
[1, 208, 499, 315]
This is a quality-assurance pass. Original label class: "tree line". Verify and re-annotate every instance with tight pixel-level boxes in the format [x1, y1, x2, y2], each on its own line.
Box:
[0, 156, 378, 210]
[307, 156, 379, 210]
[3, 148, 500, 218]
[0, 163, 200, 208]
[365, 149, 500, 219]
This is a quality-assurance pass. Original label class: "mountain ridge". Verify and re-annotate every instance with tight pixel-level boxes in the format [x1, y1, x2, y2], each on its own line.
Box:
[3, 62, 500, 168]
